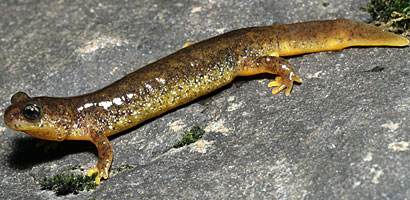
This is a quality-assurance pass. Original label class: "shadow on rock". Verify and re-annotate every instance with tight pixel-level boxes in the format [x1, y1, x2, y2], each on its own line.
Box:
[7, 137, 95, 170]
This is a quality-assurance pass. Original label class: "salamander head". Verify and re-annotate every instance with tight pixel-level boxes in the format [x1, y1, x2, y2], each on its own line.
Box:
[4, 92, 70, 141]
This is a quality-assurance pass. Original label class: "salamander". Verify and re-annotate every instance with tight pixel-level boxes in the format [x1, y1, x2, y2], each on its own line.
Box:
[3, 18, 409, 184]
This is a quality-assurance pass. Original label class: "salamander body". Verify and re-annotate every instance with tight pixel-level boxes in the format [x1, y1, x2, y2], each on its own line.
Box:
[4, 18, 409, 184]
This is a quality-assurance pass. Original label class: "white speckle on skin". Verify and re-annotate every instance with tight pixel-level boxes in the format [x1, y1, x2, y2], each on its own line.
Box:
[155, 78, 166, 84]
[99, 101, 113, 109]
[84, 103, 94, 108]
[77, 102, 95, 111]
[113, 97, 123, 105]
[126, 93, 134, 99]
[289, 71, 295, 80]
[281, 64, 289, 71]
[145, 84, 153, 92]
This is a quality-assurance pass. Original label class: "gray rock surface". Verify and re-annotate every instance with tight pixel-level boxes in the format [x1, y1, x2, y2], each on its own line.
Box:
[0, 0, 409, 199]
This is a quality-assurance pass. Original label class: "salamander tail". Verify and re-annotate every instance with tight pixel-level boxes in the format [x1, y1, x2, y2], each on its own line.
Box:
[335, 18, 409, 47]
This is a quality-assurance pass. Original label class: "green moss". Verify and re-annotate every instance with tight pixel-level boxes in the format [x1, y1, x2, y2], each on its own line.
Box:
[366, 0, 409, 22]
[66, 165, 81, 171]
[366, 0, 409, 34]
[40, 172, 97, 196]
[173, 126, 205, 148]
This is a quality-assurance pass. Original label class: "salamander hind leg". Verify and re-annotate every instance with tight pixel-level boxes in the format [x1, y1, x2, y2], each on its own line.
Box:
[237, 56, 302, 96]
[87, 128, 114, 184]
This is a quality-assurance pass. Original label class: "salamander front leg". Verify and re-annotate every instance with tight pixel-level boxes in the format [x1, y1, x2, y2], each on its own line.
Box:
[182, 42, 196, 48]
[87, 129, 113, 184]
[237, 56, 302, 96]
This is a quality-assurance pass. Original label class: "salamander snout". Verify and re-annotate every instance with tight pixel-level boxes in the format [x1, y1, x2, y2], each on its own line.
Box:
[4, 103, 26, 130]
[4, 92, 42, 131]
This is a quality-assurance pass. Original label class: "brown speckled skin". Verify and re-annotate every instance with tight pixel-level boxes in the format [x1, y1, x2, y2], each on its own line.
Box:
[4, 18, 409, 184]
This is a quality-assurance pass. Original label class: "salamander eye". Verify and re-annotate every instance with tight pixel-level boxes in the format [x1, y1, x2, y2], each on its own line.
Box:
[23, 102, 42, 120]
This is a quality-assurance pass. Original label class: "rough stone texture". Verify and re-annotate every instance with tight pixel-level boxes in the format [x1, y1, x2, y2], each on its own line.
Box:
[1, 0, 409, 199]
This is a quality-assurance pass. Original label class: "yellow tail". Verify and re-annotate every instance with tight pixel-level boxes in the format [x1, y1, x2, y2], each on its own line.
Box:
[276, 18, 409, 56]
